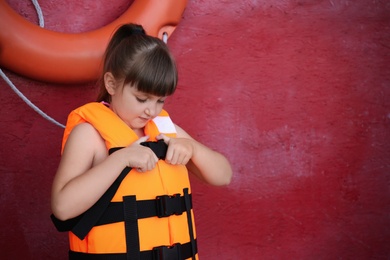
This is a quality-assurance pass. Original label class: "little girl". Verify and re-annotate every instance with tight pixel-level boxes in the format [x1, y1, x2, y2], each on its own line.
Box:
[51, 23, 232, 259]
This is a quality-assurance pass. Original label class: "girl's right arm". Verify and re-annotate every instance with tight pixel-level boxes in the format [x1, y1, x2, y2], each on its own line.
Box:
[51, 123, 158, 221]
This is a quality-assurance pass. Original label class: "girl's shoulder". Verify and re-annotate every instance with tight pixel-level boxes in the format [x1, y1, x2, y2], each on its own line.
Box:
[64, 123, 106, 158]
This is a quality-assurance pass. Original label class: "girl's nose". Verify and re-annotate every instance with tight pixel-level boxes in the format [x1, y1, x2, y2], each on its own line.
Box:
[145, 108, 151, 117]
[145, 104, 156, 117]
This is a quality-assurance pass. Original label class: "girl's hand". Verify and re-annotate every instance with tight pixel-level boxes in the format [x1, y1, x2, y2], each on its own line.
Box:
[156, 134, 193, 165]
[121, 136, 159, 172]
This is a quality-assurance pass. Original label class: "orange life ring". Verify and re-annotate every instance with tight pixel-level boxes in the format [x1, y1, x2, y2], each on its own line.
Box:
[0, 0, 187, 84]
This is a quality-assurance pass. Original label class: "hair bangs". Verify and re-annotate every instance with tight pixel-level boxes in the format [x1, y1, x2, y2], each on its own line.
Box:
[125, 43, 178, 97]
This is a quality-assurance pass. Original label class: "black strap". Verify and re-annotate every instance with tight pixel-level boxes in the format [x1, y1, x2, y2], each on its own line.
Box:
[50, 213, 82, 232]
[109, 140, 167, 160]
[72, 166, 131, 240]
[68, 240, 197, 260]
[50, 140, 168, 240]
[51, 191, 192, 232]
[123, 196, 140, 260]
[183, 188, 196, 260]
[139, 139, 168, 160]
[93, 194, 192, 227]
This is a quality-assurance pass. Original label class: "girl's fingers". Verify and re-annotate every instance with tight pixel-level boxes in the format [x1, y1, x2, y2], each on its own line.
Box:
[156, 134, 170, 144]
[134, 135, 149, 145]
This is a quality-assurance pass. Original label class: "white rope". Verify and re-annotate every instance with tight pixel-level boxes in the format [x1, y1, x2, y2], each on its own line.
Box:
[0, 69, 65, 128]
[32, 0, 44, 27]
[0, 0, 65, 128]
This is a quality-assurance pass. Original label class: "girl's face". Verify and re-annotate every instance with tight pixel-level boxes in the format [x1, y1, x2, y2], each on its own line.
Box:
[109, 83, 167, 131]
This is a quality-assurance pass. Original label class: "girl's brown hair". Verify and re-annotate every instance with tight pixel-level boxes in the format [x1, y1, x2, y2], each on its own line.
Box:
[97, 24, 178, 102]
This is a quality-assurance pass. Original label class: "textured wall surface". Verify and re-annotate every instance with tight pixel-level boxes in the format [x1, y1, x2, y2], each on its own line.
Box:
[0, 0, 389, 259]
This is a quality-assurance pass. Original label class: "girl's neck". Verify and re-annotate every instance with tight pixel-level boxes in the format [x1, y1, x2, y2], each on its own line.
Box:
[133, 128, 145, 138]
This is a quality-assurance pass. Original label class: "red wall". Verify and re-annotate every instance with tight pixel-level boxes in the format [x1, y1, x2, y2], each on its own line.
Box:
[1, 0, 389, 259]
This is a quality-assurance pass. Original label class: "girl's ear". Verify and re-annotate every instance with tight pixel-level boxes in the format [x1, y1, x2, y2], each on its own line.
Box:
[104, 72, 117, 95]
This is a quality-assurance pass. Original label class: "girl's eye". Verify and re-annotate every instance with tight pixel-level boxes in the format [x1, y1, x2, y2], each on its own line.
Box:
[157, 99, 165, 104]
[136, 97, 147, 103]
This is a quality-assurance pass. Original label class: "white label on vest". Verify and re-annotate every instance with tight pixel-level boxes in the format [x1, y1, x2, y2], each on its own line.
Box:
[152, 116, 177, 133]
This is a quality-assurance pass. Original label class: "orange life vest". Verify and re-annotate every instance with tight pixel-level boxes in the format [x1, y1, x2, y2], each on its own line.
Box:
[60, 102, 198, 259]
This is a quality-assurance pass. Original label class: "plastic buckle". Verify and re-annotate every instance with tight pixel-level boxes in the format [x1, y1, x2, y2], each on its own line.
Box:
[153, 243, 182, 260]
[156, 194, 182, 218]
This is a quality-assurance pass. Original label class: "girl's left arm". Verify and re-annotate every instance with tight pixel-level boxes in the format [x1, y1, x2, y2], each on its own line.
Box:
[158, 124, 233, 186]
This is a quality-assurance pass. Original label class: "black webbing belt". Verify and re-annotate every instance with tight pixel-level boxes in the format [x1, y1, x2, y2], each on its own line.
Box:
[87, 193, 192, 227]
[183, 188, 196, 260]
[69, 240, 197, 260]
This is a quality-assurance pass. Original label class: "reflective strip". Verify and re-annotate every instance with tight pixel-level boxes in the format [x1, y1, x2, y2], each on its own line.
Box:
[152, 116, 176, 134]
